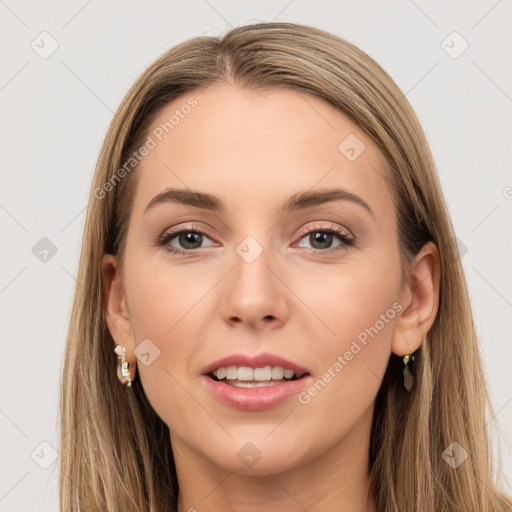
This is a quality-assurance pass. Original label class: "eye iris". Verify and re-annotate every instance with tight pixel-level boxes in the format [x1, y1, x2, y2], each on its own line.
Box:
[179, 232, 202, 249]
[311, 231, 333, 249]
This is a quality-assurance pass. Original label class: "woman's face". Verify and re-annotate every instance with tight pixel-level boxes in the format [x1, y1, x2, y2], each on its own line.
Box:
[106, 84, 409, 475]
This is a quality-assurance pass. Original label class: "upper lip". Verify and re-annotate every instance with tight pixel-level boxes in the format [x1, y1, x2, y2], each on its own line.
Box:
[202, 352, 311, 376]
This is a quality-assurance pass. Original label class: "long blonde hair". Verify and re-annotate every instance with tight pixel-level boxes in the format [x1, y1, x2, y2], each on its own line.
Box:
[59, 22, 512, 511]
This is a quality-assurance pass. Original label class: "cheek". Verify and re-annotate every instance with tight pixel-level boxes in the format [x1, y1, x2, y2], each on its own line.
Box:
[336, 271, 398, 352]
[126, 254, 203, 339]
[296, 257, 401, 355]
[124, 255, 213, 422]
[290, 253, 402, 417]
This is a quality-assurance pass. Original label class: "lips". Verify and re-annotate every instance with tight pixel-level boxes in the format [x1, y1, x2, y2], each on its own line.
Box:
[200, 352, 312, 410]
[201, 351, 310, 376]
[201, 373, 312, 410]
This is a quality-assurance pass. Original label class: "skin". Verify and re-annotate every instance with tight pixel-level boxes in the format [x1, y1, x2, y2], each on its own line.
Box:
[102, 83, 440, 512]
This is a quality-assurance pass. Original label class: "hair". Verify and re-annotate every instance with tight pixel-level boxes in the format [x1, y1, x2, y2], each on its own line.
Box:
[59, 21, 512, 511]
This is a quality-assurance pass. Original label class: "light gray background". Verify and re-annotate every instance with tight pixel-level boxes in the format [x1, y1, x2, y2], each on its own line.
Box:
[1, 1, 511, 510]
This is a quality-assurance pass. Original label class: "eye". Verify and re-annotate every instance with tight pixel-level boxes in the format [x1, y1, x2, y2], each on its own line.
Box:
[156, 225, 215, 254]
[295, 222, 354, 252]
[155, 222, 354, 255]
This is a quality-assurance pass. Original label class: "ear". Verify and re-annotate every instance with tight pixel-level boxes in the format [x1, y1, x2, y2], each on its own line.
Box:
[101, 253, 137, 381]
[391, 241, 441, 357]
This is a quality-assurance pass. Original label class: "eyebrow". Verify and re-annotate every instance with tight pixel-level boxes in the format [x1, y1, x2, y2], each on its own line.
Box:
[144, 187, 374, 217]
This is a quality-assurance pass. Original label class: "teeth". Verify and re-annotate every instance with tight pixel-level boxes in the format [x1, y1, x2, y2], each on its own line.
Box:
[231, 380, 280, 388]
[237, 366, 254, 381]
[253, 366, 272, 380]
[271, 367, 284, 379]
[226, 366, 238, 379]
[212, 365, 302, 382]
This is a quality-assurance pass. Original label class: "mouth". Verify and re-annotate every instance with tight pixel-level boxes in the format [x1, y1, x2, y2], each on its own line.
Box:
[207, 365, 309, 388]
[200, 352, 312, 410]
[201, 367, 312, 412]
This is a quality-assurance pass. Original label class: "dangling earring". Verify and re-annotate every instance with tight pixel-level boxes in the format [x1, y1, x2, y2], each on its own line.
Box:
[114, 345, 132, 388]
[402, 353, 415, 392]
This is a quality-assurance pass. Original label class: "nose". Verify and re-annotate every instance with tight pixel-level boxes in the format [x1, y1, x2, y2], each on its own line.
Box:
[220, 240, 289, 330]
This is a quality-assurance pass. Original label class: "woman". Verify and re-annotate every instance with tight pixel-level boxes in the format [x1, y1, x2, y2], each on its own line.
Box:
[59, 21, 512, 511]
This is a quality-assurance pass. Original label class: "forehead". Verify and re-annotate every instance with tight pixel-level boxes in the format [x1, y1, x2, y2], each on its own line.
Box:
[131, 83, 393, 220]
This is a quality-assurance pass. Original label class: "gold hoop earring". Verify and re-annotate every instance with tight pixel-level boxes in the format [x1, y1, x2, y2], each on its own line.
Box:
[114, 345, 132, 388]
[402, 353, 415, 392]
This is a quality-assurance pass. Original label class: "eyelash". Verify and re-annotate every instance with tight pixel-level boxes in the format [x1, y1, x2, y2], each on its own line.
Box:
[155, 222, 355, 255]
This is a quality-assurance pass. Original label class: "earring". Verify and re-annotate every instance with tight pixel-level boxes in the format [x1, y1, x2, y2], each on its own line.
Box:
[402, 353, 415, 392]
[114, 345, 132, 388]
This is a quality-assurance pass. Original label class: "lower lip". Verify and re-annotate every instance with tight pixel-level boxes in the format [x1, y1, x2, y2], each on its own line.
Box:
[201, 374, 312, 411]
